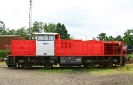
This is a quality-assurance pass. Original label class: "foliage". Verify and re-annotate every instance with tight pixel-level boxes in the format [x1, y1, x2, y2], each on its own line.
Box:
[114, 35, 123, 41]
[97, 33, 108, 40]
[102, 35, 114, 41]
[128, 54, 133, 58]
[6, 29, 16, 35]
[0, 50, 11, 58]
[0, 50, 6, 58]
[1, 20, 133, 45]
[16, 27, 30, 39]
[28, 21, 71, 39]
[0, 20, 71, 40]
[32, 21, 44, 33]
[92, 37, 97, 40]
[55, 23, 70, 39]
[94, 29, 133, 46]
[0, 20, 6, 35]
[106, 36, 114, 41]
[44, 23, 56, 32]
[123, 29, 133, 46]
[32, 21, 71, 39]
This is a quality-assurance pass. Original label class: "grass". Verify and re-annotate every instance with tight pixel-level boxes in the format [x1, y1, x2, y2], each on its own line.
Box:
[89, 64, 133, 75]
[1, 61, 133, 75]
[37, 64, 133, 75]
[0, 56, 4, 59]
[128, 54, 133, 58]
[0, 62, 6, 66]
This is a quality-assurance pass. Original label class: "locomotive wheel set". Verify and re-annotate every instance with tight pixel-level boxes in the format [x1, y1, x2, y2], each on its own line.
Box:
[4, 33, 127, 68]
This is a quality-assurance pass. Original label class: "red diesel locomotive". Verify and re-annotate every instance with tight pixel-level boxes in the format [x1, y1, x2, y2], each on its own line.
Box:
[4, 32, 127, 68]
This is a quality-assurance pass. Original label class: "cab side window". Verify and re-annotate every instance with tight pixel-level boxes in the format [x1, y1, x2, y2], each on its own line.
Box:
[37, 35, 44, 41]
[44, 35, 49, 41]
[49, 36, 55, 41]
[37, 35, 55, 41]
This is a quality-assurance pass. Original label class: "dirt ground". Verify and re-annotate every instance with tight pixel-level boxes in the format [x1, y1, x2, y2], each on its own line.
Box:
[0, 65, 133, 85]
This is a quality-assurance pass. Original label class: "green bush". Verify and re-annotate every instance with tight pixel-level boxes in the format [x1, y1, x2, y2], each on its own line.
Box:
[128, 54, 133, 59]
[0, 50, 11, 58]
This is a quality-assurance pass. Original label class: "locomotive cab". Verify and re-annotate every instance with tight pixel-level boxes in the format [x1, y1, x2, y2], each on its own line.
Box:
[34, 33, 60, 56]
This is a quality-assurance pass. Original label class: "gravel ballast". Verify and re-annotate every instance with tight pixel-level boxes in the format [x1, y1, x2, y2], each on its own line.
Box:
[0, 66, 133, 85]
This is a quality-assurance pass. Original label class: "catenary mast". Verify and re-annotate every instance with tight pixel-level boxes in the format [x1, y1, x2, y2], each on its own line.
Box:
[29, 0, 32, 39]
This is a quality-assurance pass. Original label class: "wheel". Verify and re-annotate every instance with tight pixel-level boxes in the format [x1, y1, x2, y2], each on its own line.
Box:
[84, 64, 94, 68]
[122, 62, 126, 66]
[44, 64, 53, 68]
[7, 64, 16, 68]
[23, 63, 31, 68]
[84, 64, 88, 68]
[103, 65, 108, 68]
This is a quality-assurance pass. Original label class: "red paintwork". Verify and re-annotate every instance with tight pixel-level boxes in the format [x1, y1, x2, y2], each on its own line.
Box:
[86, 40, 104, 56]
[55, 40, 83, 56]
[54, 40, 126, 56]
[9, 39, 126, 57]
[11, 40, 36, 56]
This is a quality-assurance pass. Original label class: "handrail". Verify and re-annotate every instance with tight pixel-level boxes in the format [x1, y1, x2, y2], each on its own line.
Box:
[4, 45, 9, 57]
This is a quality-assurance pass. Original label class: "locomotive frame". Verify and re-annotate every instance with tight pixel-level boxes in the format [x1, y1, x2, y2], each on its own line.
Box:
[4, 32, 127, 68]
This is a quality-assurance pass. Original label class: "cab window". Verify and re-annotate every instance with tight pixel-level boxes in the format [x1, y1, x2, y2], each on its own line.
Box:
[37, 35, 44, 41]
[49, 36, 54, 41]
[37, 35, 55, 41]
[44, 35, 49, 40]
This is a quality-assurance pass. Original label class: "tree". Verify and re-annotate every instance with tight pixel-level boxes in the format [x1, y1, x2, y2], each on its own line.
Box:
[43, 22, 70, 39]
[27, 21, 45, 39]
[0, 20, 71, 40]
[44, 23, 56, 32]
[114, 35, 123, 41]
[123, 35, 133, 46]
[15, 27, 29, 39]
[122, 29, 133, 45]
[124, 29, 132, 36]
[108, 36, 114, 41]
[55, 23, 70, 39]
[97, 33, 107, 40]
[104, 36, 114, 41]
[0, 20, 6, 34]
[32, 21, 44, 33]
[6, 29, 16, 35]
[92, 37, 97, 40]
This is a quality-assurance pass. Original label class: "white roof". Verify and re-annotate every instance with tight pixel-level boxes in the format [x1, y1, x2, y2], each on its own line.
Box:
[34, 32, 59, 35]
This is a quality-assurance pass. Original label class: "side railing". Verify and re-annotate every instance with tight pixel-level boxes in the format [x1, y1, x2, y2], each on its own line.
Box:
[4, 45, 11, 57]
[4, 45, 9, 57]
[104, 45, 127, 56]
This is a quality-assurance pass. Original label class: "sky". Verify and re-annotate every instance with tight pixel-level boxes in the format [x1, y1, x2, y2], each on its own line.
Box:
[0, 0, 133, 40]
